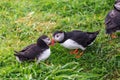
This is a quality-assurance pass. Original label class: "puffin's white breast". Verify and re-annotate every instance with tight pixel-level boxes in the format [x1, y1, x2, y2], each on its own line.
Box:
[61, 39, 85, 50]
[38, 48, 51, 62]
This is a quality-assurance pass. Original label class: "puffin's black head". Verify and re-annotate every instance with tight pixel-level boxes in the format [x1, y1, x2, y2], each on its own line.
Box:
[37, 35, 51, 46]
[114, 0, 120, 11]
[52, 31, 65, 43]
[115, 0, 120, 3]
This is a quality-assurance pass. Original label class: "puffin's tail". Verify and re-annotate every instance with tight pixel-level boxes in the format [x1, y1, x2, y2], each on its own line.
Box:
[14, 50, 19, 53]
[14, 50, 24, 57]
[91, 30, 100, 39]
[14, 50, 19, 56]
[87, 30, 100, 38]
[94, 30, 100, 36]
[87, 30, 100, 45]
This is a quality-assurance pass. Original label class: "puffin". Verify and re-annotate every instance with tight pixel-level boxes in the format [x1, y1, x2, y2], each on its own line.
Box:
[105, 0, 120, 39]
[14, 35, 51, 63]
[52, 30, 100, 58]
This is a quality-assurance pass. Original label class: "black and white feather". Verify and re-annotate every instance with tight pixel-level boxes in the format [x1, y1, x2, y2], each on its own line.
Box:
[53, 30, 99, 50]
[14, 35, 51, 63]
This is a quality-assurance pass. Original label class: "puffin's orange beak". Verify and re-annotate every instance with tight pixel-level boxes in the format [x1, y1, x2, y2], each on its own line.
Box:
[50, 38, 55, 46]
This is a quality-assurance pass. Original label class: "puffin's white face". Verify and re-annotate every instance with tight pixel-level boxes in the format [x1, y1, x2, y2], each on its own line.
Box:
[115, 2, 120, 10]
[42, 38, 51, 45]
[53, 33, 64, 42]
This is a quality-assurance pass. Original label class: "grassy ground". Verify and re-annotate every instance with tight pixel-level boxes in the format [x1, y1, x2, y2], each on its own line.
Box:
[0, 0, 120, 80]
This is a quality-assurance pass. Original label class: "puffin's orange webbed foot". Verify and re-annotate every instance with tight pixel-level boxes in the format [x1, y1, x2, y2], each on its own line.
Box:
[73, 49, 79, 54]
[110, 33, 117, 39]
[70, 49, 78, 55]
[75, 51, 84, 58]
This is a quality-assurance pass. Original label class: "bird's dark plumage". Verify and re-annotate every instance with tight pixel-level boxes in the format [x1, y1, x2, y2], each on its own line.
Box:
[105, 1, 120, 34]
[14, 36, 50, 62]
[54, 30, 99, 47]
[39, 35, 49, 40]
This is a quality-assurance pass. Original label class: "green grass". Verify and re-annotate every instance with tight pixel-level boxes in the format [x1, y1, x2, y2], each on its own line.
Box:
[0, 0, 120, 80]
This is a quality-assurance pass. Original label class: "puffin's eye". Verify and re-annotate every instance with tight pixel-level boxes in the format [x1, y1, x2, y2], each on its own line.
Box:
[47, 38, 50, 40]
[56, 35, 59, 37]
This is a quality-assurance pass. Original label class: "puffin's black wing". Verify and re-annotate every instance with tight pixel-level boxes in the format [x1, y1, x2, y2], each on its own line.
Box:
[14, 45, 44, 60]
[105, 11, 112, 25]
[113, 12, 120, 27]
[19, 44, 36, 52]
[105, 10, 120, 33]
[67, 30, 99, 47]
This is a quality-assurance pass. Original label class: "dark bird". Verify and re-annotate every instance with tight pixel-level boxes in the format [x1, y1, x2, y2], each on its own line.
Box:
[105, 0, 120, 38]
[14, 35, 51, 63]
[52, 30, 100, 58]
